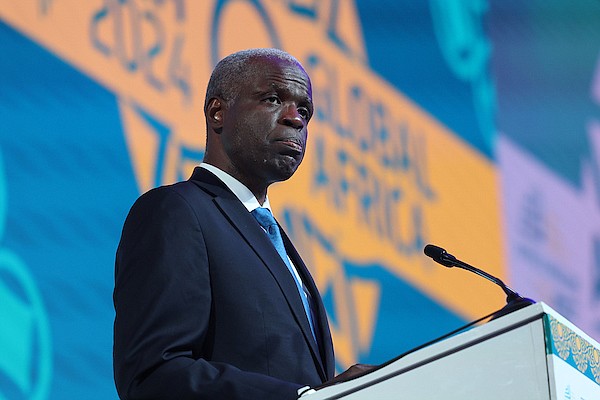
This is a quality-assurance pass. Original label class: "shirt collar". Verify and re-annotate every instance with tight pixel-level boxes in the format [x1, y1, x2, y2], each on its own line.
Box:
[199, 163, 271, 212]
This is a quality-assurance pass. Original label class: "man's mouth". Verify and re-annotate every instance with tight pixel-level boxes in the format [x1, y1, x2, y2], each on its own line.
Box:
[274, 138, 303, 154]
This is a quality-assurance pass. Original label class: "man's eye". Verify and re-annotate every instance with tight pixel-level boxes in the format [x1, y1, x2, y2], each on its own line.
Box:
[265, 96, 280, 104]
[298, 108, 310, 120]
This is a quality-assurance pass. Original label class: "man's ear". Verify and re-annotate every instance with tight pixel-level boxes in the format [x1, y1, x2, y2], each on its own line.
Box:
[206, 98, 224, 132]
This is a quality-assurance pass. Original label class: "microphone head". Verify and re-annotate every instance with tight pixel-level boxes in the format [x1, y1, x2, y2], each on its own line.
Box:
[424, 244, 446, 259]
[424, 244, 455, 268]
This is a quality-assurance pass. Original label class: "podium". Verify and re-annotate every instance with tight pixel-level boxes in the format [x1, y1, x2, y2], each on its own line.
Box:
[303, 302, 600, 399]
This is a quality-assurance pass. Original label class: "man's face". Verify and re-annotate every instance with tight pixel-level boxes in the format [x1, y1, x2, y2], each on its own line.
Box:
[219, 57, 313, 188]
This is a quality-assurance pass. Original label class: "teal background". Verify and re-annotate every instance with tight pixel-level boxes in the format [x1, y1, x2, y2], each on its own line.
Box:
[0, 19, 136, 398]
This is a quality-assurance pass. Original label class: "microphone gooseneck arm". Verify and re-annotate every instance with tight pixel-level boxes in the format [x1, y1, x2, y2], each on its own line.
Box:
[424, 244, 535, 314]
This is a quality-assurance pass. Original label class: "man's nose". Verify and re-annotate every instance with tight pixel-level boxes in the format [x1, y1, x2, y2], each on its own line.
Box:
[280, 104, 304, 129]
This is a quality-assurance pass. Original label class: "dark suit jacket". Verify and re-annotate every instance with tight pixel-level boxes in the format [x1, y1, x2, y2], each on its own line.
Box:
[113, 167, 335, 399]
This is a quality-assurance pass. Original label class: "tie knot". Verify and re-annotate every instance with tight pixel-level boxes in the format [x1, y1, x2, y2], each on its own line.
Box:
[251, 207, 277, 229]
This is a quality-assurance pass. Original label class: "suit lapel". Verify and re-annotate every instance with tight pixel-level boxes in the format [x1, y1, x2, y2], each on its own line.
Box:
[189, 167, 329, 380]
[281, 228, 335, 380]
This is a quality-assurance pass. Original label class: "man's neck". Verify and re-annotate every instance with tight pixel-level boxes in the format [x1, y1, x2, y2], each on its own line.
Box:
[199, 163, 270, 211]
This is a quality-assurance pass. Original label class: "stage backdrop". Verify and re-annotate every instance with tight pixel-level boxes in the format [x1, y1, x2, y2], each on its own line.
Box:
[0, 1, 599, 398]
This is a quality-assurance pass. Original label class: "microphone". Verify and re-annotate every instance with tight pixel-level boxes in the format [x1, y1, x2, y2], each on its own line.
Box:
[424, 244, 535, 317]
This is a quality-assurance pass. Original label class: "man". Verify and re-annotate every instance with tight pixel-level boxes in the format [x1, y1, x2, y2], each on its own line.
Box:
[114, 48, 368, 400]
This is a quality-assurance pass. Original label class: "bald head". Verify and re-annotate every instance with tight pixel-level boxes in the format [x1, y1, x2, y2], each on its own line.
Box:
[204, 48, 306, 110]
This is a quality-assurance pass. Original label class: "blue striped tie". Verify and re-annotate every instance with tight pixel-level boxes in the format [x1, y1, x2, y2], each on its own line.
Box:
[251, 207, 318, 343]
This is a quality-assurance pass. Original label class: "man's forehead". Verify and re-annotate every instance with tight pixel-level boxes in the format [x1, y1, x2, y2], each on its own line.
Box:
[249, 56, 307, 76]
[247, 57, 311, 91]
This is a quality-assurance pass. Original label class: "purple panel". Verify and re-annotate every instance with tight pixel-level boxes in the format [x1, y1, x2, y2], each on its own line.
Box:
[498, 134, 600, 339]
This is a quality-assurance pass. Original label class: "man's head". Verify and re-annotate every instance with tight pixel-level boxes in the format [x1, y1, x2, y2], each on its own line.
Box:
[204, 48, 304, 109]
[203, 48, 313, 202]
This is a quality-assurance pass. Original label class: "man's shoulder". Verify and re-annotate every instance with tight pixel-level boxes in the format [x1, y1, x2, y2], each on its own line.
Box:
[139, 179, 213, 205]
[126, 168, 233, 218]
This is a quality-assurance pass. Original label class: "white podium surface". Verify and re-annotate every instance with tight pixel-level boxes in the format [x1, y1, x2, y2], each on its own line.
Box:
[303, 303, 600, 400]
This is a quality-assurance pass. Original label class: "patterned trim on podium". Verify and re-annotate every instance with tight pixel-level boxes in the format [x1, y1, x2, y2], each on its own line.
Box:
[544, 314, 600, 385]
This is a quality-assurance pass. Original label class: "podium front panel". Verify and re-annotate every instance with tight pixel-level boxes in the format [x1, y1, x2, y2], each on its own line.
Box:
[327, 319, 550, 400]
